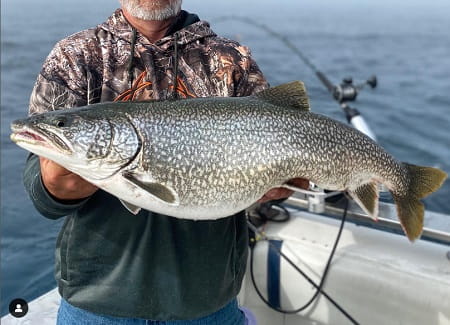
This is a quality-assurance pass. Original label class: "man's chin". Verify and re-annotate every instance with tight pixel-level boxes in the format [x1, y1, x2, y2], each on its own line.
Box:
[121, 0, 181, 21]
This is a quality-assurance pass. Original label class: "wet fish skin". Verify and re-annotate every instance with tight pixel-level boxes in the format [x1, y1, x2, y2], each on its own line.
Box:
[10, 81, 447, 241]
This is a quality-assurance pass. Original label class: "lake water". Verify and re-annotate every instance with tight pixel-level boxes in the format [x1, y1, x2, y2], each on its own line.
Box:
[1, 0, 450, 316]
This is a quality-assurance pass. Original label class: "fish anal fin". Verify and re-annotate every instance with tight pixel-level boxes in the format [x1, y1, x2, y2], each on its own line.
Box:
[348, 182, 379, 220]
[122, 172, 178, 204]
[254, 81, 310, 111]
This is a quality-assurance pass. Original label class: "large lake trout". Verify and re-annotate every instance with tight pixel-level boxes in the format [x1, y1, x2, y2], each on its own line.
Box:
[11, 81, 447, 241]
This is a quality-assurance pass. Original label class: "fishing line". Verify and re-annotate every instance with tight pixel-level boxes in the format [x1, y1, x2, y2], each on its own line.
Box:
[215, 16, 332, 89]
[248, 197, 360, 324]
[215, 16, 376, 93]
[215, 16, 378, 140]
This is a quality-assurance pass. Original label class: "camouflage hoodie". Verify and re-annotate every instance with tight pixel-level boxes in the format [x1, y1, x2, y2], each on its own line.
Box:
[24, 8, 268, 321]
[29, 9, 267, 113]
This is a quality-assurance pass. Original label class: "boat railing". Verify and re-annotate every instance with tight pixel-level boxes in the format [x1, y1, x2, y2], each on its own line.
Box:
[284, 186, 450, 246]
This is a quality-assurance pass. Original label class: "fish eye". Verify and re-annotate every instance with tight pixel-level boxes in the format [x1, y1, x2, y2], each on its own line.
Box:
[55, 118, 66, 128]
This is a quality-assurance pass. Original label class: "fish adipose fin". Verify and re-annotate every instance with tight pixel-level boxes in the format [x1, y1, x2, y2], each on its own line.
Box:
[122, 172, 178, 204]
[254, 81, 310, 111]
[392, 163, 447, 242]
[348, 182, 379, 220]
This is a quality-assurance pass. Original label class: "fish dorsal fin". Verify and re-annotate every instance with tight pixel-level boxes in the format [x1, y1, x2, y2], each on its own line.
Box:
[254, 81, 310, 111]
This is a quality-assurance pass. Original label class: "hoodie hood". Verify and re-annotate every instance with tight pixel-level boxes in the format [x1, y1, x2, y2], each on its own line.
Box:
[100, 9, 215, 49]
[99, 9, 218, 99]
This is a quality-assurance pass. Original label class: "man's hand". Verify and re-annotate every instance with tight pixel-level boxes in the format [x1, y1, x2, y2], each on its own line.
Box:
[258, 178, 309, 203]
[40, 157, 98, 201]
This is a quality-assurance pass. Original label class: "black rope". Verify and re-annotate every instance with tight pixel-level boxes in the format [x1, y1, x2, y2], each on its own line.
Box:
[249, 198, 359, 324]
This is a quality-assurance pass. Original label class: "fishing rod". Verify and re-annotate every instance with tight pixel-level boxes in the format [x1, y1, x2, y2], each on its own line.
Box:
[215, 16, 378, 140]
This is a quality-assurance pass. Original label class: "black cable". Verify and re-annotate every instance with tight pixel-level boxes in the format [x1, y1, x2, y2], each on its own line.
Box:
[217, 15, 360, 323]
[249, 198, 359, 324]
[255, 201, 291, 223]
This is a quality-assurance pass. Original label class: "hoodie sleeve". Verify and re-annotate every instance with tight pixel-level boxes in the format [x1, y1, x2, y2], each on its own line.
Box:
[232, 45, 269, 96]
[23, 39, 94, 219]
[29, 36, 94, 115]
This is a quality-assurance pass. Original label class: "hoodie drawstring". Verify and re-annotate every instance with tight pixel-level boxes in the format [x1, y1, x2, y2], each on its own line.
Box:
[171, 32, 179, 99]
[116, 29, 192, 101]
[127, 27, 138, 88]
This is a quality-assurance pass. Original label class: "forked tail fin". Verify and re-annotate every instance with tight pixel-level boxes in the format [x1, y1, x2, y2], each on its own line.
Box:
[392, 163, 447, 241]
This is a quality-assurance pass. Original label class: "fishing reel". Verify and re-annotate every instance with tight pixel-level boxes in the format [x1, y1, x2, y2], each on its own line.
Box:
[333, 75, 377, 103]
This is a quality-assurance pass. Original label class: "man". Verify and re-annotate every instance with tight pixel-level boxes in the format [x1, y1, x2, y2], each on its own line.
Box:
[24, 1, 307, 323]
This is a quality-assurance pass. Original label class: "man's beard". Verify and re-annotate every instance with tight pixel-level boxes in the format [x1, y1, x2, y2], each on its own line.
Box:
[120, 0, 182, 21]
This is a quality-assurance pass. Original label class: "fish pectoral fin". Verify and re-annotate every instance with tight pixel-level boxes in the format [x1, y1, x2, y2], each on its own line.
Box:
[120, 200, 142, 215]
[348, 182, 379, 220]
[122, 172, 178, 204]
[253, 81, 310, 111]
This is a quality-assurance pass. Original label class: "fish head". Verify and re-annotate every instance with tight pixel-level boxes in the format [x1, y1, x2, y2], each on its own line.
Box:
[10, 107, 140, 180]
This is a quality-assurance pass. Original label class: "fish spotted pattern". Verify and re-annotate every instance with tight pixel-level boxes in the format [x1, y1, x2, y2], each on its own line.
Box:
[11, 81, 447, 241]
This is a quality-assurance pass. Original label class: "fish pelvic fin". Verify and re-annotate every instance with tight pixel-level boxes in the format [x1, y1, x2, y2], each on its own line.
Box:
[254, 81, 310, 111]
[348, 182, 379, 220]
[392, 163, 447, 242]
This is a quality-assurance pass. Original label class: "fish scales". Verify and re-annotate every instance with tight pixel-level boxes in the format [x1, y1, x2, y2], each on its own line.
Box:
[10, 81, 447, 241]
[128, 98, 301, 206]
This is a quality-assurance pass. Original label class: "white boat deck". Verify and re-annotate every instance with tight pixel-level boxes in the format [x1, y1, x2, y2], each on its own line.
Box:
[2, 288, 60, 325]
[2, 207, 450, 325]
[238, 208, 450, 325]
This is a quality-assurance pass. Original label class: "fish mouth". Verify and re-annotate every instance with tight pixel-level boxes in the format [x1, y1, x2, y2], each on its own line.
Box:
[10, 125, 72, 154]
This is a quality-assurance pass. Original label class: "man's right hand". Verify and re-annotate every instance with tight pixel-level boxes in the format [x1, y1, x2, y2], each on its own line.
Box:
[40, 157, 98, 201]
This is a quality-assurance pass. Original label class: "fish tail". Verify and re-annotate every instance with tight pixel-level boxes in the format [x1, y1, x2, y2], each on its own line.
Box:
[392, 195, 425, 241]
[392, 163, 447, 241]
